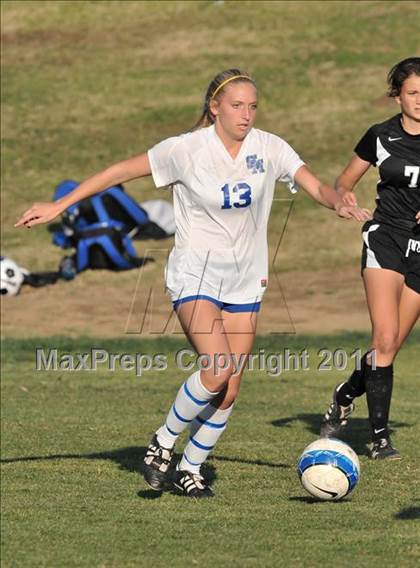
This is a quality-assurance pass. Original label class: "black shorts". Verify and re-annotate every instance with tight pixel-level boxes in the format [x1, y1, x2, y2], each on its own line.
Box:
[361, 220, 420, 294]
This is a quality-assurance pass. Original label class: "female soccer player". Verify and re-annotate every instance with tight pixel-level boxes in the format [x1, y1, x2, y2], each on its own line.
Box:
[16, 69, 369, 497]
[320, 57, 420, 460]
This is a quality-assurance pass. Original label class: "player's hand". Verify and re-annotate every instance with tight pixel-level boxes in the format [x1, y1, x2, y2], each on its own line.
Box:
[14, 202, 63, 229]
[416, 211, 420, 224]
[341, 192, 358, 207]
[335, 203, 372, 222]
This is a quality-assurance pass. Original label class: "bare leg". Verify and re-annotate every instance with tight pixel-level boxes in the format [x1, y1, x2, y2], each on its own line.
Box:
[363, 268, 404, 366]
[175, 300, 234, 392]
[323, 268, 418, 456]
[212, 309, 258, 409]
[144, 300, 235, 490]
[396, 284, 420, 350]
[178, 308, 258, 475]
[363, 269, 405, 450]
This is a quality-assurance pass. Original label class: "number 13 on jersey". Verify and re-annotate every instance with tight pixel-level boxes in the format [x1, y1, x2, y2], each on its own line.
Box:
[221, 182, 252, 209]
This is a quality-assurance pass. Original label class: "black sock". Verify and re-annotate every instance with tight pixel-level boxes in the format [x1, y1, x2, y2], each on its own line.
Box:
[336, 352, 369, 406]
[365, 364, 393, 441]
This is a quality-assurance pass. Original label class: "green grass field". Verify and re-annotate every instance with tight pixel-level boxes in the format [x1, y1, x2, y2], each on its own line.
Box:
[1, 333, 420, 567]
[2, 0, 420, 271]
[2, 1, 420, 567]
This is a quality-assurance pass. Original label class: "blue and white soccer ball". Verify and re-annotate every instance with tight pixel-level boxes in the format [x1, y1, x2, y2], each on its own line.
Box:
[297, 438, 360, 501]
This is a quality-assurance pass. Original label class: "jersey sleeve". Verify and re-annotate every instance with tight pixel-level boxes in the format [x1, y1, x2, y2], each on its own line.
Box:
[147, 135, 186, 188]
[271, 135, 305, 193]
[354, 126, 377, 165]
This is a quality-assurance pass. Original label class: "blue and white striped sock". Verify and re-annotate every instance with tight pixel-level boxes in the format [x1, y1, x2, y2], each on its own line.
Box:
[178, 403, 234, 474]
[155, 370, 218, 449]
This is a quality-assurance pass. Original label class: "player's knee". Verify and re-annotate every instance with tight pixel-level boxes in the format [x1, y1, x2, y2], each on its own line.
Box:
[372, 330, 399, 357]
[201, 362, 235, 391]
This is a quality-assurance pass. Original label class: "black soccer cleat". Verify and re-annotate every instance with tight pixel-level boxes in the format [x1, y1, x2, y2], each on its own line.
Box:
[320, 383, 355, 438]
[143, 434, 174, 491]
[172, 470, 214, 498]
[369, 437, 401, 460]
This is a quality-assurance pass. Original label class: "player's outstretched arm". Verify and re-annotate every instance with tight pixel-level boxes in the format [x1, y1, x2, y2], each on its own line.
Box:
[15, 153, 152, 229]
[335, 154, 371, 207]
[294, 165, 372, 221]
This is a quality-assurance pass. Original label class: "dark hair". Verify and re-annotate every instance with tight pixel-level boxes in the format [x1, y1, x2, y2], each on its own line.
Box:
[387, 57, 420, 97]
[192, 68, 256, 130]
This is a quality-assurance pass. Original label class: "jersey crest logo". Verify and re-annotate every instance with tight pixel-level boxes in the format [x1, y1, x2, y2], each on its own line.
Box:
[246, 154, 265, 174]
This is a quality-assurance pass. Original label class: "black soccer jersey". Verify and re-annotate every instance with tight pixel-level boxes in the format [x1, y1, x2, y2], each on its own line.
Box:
[354, 114, 420, 233]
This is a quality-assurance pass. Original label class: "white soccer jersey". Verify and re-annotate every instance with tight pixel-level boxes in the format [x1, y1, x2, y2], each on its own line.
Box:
[147, 125, 304, 304]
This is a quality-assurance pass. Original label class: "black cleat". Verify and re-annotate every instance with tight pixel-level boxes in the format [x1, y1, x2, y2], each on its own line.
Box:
[172, 470, 214, 498]
[369, 437, 401, 460]
[143, 434, 174, 491]
[320, 383, 354, 438]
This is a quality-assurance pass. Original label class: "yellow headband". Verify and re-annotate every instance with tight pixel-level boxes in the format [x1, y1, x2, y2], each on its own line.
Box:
[210, 75, 252, 100]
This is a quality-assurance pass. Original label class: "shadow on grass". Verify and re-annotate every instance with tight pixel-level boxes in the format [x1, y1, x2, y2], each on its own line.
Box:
[271, 413, 412, 455]
[137, 489, 164, 500]
[0, 447, 289, 469]
[209, 454, 289, 469]
[288, 496, 351, 505]
[394, 505, 420, 520]
[1, 446, 289, 501]
[0, 446, 148, 470]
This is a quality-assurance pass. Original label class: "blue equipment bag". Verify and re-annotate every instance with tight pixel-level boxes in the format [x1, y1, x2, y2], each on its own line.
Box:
[52, 180, 154, 272]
